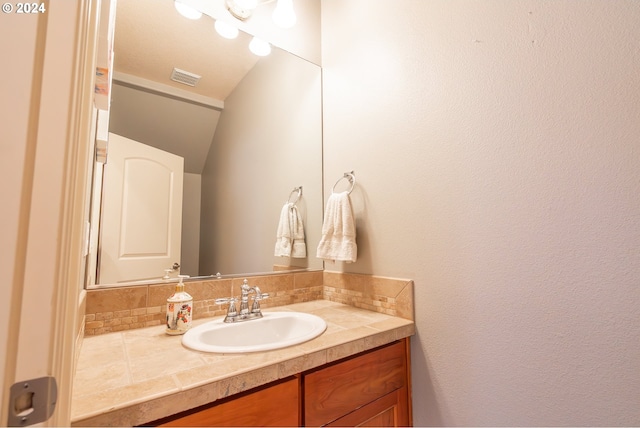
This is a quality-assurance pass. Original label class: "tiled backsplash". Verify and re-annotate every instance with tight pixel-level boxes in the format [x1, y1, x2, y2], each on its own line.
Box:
[323, 271, 414, 321]
[84, 271, 413, 336]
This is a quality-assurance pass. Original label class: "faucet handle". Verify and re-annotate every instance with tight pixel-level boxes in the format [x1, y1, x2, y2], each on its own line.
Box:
[250, 293, 268, 315]
[216, 297, 238, 321]
[255, 292, 269, 301]
[215, 297, 236, 305]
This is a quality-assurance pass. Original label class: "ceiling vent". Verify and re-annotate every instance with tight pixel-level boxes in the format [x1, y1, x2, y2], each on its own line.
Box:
[170, 68, 201, 87]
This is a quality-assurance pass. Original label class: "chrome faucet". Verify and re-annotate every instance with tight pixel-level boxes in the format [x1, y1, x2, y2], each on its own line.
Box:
[216, 279, 269, 323]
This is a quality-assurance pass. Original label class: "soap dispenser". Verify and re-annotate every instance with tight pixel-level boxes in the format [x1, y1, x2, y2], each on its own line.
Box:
[166, 275, 193, 335]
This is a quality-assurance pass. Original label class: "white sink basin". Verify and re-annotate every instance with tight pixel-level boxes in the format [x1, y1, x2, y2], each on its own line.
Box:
[182, 312, 327, 353]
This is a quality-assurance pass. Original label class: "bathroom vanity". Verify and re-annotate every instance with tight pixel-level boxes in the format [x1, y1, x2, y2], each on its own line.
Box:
[153, 339, 410, 427]
[71, 300, 414, 427]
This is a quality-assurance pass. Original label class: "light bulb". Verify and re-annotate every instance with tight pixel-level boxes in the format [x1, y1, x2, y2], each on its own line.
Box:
[272, 0, 296, 28]
[249, 36, 271, 56]
[215, 20, 239, 39]
[174, 1, 202, 20]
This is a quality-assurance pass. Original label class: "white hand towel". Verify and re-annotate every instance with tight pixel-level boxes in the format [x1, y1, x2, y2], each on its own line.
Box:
[274, 203, 293, 257]
[316, 191, 357, 262]
[290, 204, 306, 258]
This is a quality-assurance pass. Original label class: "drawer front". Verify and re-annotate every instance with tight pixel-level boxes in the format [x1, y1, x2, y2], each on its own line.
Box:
[304, 340, 407, 427]
[158, 377, 300, 427]
[326, 386, 410, 427]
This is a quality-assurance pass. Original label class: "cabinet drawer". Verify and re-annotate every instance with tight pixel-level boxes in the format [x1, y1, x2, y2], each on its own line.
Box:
[326, 386, 410, 427]
[304, 340, 408, 427]
[157, 377, 300, 427]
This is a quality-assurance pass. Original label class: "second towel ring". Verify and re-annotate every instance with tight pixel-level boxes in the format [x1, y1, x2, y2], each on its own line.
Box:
[332, 171, 356, 195]
[287, 186, 302, 204]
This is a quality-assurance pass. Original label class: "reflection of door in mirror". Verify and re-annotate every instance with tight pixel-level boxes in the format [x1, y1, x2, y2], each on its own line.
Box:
[98, 133, 184, 284]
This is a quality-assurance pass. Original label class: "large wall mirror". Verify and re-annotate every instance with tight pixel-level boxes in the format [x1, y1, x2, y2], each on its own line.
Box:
[86, 0, 323, 287]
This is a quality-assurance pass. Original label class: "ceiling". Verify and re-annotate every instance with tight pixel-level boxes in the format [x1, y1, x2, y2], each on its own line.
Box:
[109, 0, 262, 174]
[113, 0, 260, 100]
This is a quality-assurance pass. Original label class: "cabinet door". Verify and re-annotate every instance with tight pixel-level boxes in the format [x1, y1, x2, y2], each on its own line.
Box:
[326, 386, 410, 427]
[304, 340, 408, 427]
[157, 377, 300, 427]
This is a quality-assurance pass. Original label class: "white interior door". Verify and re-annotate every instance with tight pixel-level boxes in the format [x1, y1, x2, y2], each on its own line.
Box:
[99, 133, 184, 283]
[4, 1, 102, 425]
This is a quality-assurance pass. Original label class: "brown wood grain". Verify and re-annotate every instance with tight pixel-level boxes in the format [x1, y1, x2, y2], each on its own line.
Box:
[150, 339, 412, 427]
[304, 340, 408, 427]
[326, 387, 410, 427]
[158, 377, 300, 427]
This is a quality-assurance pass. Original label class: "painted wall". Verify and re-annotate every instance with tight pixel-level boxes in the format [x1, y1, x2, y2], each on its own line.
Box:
[321, 0, 640, 426]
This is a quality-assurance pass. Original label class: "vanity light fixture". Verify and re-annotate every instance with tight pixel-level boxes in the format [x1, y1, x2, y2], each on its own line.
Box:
[174, 0, 202, 20]
[173, 0, 272, 56]
[226, 0, 258, 20]
[226, 0, 296, 29]
[214, 20, 239, 39]
[249, 36, 271, 56]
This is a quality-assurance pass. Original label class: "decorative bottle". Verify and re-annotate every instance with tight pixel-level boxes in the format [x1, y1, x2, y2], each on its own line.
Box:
[166, 275, 193, 335]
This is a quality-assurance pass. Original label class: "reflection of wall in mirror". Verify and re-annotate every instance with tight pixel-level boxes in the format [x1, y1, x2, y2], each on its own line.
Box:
[181, 173, 202, 276]
[98, 17, 324, 284]
[103, 55, 323, 282]
[200, 47, 323, 276]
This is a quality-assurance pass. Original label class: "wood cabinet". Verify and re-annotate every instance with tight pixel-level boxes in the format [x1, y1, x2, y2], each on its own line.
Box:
[148, 339, 411, 427]
[155, 377, 300, 427]
[326, 386, 410, 427]
[305, 340, 411, 427]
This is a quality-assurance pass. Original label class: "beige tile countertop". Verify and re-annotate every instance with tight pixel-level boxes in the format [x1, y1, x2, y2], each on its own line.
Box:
[71, 300, 415, 427]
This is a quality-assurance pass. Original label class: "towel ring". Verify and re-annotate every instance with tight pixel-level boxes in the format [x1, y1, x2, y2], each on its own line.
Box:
[287, 186, 302, 204]
[332, 171, 356, 195]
